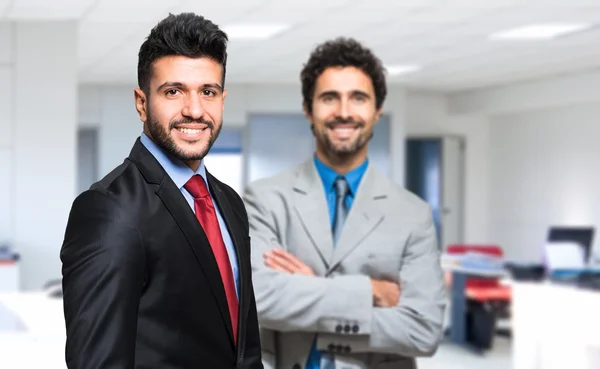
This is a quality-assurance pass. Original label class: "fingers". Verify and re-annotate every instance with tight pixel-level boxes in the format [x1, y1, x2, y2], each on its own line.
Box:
[372, 279, 401, 307]
[264, 251, 296, 274]
[271, 248, 305, 269]
[264, 248, 315, 276]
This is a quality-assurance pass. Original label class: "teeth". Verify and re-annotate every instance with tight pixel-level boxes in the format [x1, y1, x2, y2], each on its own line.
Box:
[178, 128, 203, 134]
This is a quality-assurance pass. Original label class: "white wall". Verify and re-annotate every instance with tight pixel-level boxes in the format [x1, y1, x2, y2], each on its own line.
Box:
[449, 70, 600, 117]
[0, 67, 12, 245]
[0, 23, 12, 245]
[489, 103, 600, 262]
[449, 71, 600, 262]
[14, 22, 78, 290]
[1, 21, 78, 290]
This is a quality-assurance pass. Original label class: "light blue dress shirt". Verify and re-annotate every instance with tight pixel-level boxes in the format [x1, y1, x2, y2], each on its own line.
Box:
[314, 155, 368, 225]
[140, 133, 239, 298]
[306, 155, 369, 369]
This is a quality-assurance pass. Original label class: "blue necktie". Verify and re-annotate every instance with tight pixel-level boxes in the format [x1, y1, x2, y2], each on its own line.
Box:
[306, 177, 349, 369]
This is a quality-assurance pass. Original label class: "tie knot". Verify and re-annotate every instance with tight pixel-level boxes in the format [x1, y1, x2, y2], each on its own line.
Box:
[184, 175, 210, 199]
[334, 176, 349, 199]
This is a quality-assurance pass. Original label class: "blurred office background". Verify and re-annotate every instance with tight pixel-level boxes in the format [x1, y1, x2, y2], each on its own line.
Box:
[2, 0, 600, 368]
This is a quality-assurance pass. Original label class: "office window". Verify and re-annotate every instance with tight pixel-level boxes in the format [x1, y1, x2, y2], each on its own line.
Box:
[205, 128, 243, 195]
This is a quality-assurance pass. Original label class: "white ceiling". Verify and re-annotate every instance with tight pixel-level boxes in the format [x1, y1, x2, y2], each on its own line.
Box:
[2, 0, 600, 92]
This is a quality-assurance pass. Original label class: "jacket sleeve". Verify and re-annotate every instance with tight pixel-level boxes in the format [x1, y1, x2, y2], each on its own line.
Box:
[241, 278, 265, 369]
[60, 190, 146, 369]
[315, 208, 447, 357]
[243, 183, 373, 335]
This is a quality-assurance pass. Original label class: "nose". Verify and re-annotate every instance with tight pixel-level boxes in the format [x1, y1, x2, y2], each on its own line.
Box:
[181, 93, 205, 120]
[337, 98, 351, 120]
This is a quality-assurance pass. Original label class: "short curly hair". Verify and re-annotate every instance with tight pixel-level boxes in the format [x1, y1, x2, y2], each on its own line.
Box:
[300, 37, 387, 114]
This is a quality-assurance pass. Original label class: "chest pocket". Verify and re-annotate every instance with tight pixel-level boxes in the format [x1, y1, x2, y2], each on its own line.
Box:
[360, 252, 402, 280]
[351, 229, 410, 280]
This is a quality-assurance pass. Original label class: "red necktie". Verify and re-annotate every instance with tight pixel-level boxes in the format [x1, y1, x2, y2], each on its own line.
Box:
[184, 175, 238, 345]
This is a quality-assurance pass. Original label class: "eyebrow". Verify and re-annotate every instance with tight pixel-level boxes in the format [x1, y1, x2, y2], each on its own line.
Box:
[317, 89, 371, 99]
[156, 81, 223, 93]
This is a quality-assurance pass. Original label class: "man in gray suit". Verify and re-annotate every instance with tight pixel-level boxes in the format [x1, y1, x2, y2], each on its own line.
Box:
[243, 37, 447, 369]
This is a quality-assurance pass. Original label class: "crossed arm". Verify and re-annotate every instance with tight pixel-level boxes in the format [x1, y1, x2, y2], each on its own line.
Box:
[264, 248, 400, 308]
[244, 185, 447, 358]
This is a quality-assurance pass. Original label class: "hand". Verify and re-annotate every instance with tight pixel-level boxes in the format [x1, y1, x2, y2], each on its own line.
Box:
[371, 279, 400, 307]
[264, 248, 315, 276]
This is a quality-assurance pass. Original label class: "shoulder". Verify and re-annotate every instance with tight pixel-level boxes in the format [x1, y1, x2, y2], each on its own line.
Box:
[242, 164, 303, 206]
[63, 162, 145, 255]
[73, 159, 151, 222]
[72, 162, 128, 215]
[244, 161, 307, 195]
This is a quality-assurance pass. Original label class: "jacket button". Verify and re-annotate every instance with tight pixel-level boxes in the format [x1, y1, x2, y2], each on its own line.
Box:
[344, 324, 351, 333]
[293, 364, 301, 369]
[352, 324, 359, 333]
[335, 324, 343, 333]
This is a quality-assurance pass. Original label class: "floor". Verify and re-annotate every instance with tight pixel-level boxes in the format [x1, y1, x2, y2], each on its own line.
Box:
[418, 336, 512, 369]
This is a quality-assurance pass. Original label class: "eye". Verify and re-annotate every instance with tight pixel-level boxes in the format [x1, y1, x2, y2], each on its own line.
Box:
[322, 95, 335, 102]
[165, 89, 180, 96]
[202, 89, 216, 97]
[353, 95, 367, 102]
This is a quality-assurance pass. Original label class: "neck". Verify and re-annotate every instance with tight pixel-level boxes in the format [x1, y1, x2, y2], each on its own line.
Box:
[316, 146, 367, 175]
[185, 160, 201, 172]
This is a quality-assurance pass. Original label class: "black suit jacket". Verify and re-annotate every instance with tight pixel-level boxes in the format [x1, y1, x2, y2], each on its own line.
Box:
[60, 139, 263, 369]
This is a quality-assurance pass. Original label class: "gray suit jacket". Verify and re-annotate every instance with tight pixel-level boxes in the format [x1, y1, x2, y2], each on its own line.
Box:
[243, 158, 447, 369]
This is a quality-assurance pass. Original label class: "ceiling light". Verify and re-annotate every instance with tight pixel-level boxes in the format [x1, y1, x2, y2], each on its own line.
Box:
[489, 23, 592, 41]
[223, 24, 290, 40]
[386, 65, 422, 76]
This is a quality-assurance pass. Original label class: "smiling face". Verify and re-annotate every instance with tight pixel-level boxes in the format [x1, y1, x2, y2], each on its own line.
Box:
[134, 55, 227, 171]
[305, 66, 381, 172]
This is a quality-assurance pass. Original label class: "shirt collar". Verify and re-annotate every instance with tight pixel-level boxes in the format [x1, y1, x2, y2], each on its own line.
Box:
[140, 132, 207, 189]
[313, 155, 368, 196]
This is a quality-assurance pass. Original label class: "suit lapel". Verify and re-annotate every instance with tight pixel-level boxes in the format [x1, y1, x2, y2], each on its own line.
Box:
[328, 166, 386, 272]
[156, 180, 235, 344]
[206, 172, 249, 344]
[293, 159, 335, 268]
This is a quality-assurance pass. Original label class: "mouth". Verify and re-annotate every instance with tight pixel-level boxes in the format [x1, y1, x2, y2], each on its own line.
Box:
[173, 125, 210, 141]
[328, 124, 360, 139]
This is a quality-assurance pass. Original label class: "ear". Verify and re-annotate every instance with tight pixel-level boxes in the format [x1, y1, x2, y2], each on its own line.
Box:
[134, 88, 148, 123]
[303, 103, 312, 122]
[222, 89, 227, 113]
[374, 107, 383, 124]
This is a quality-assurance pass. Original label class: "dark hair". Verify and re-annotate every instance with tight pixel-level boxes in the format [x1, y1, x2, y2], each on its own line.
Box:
[137, 12, 228, 94]
[300, 37, 387, 114]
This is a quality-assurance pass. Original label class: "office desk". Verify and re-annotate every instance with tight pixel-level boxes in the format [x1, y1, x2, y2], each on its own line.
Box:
[512, 282, 600, 369]
[444, 266, 508, 350]
[0, 292, 65, 369]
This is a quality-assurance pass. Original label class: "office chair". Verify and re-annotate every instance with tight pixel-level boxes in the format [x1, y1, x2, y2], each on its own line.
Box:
[445, 244, 511, 349]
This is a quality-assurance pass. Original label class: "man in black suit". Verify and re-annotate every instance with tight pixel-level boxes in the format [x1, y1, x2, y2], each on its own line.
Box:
[60, 13, 262, 369]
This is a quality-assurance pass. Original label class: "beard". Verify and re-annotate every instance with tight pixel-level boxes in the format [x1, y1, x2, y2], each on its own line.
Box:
[146, 108, 222, 162]
[312, 117, 373, 156]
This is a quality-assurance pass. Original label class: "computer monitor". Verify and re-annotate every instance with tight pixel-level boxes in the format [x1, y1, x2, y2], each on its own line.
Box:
[547, 226, 595, 263]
